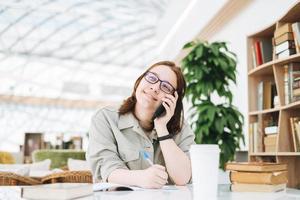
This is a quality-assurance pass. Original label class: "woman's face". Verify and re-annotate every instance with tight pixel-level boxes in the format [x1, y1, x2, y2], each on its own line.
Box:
[135, 65, 177, 110]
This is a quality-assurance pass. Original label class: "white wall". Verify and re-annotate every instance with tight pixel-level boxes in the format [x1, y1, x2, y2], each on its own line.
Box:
[157, 0, 299, 150]
[155, 0, 228, 60]
[209, 0, 298, 149]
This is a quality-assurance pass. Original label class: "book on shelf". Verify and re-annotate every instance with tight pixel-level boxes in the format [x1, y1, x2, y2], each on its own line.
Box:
[274, 23, 296, 58]
[249, 120, 263, 153]
[257, 81, 276, 110]
[260, 38, 273, 63]
[249, 122, 258, 153]
[264, 144, 277, 152]
[264, 126, 278, 135]
[231, 183, 286, 193]
[294, 77, 300, 88]
[292, 22, 300, 53]
[284, 63, 300, 104]
[225, 162, 287, 172]
[230, 170, 288, 185]
[249, 123, 254, 153]
[21, 183, 93, 200]
[274, 32, 294, 45]
[294, 87, 300, 96]
[290, 117, 300, 152]
[274, 23, 293, 38]
[251, 38, 272, 67]
[275, 40, 295, 54]
[264, 134, 277, 146]
[293, 77, 300, 100]
[277, 48, 296, 59]
[254, 40, 263, 66]
[284, 65, 289, 104]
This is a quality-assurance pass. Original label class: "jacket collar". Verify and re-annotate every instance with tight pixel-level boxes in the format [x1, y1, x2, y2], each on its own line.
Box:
[118, 112, 158, 141]
[118, 112, 139, 130]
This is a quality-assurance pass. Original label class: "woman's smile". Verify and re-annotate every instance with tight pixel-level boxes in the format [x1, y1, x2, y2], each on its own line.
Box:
[143, 90, 158, 101]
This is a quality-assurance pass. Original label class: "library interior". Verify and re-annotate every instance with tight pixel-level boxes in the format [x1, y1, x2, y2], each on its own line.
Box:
[1, 1, 300, 199]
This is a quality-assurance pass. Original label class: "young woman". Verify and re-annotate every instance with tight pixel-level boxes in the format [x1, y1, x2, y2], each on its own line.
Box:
[87, 61, 195, 189]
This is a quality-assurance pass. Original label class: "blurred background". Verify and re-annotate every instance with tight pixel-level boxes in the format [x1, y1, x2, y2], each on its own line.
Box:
[0, 0, 297, 163]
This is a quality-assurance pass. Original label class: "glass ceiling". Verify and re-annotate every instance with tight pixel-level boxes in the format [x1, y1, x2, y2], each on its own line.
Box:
[0, 0, 168, 151]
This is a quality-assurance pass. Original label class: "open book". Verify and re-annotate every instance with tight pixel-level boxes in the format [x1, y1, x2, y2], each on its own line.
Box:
[93, 182, 179, 192]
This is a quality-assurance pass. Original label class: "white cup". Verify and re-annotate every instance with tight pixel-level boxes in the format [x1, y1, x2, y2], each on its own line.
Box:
[190, 144, 220, 199]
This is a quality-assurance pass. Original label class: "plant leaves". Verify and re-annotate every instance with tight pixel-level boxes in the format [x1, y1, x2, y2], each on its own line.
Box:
[181, 41, 244, 169]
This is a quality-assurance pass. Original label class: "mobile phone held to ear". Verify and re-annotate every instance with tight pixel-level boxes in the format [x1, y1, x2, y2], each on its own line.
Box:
[151, 103, 166, 121]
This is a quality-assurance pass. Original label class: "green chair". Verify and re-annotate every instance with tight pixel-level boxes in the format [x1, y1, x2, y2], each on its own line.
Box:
[32, 149, 86, 169]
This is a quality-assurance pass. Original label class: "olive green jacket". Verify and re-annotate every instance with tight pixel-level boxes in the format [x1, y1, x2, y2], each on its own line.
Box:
[86, 106, 195, 182]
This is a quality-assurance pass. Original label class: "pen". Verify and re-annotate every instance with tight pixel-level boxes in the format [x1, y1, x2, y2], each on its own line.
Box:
[141, 150, 169, 184]
[142, 151, 153, 166]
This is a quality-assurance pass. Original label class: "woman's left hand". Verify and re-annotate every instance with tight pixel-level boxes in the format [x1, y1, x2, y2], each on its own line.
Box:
[154, 91, 178, 134]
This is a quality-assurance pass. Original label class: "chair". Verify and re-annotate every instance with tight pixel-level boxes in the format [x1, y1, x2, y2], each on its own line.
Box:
[32, 149, 92, 184]
[32, 149, 86, 169]
[41, 170, 92, 184]
[0, 172, 41, 186]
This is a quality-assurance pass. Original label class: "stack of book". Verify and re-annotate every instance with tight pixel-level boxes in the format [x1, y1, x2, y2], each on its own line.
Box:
[226, 162, 288, 192]
[274, 23, 296, 59]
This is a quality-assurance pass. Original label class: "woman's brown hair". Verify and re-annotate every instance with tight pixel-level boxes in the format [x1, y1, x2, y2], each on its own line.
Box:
[119, 61, 186, 135]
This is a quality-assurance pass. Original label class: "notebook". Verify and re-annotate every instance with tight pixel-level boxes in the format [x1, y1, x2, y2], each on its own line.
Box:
[93, 182, 179, 192]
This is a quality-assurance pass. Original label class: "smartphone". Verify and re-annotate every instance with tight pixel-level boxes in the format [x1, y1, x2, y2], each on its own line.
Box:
[151, 93, 175, 121]
[151, 104, 166, 121]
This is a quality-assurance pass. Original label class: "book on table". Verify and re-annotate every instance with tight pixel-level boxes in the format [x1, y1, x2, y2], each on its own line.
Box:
[225, 162, 287, 172]
[231, 183, 286, 192]
[21, 183, 93, 200]
[230, 170, 288, 185]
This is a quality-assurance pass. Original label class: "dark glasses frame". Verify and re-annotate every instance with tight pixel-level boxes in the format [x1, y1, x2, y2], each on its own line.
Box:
[144, 71, 176, 94]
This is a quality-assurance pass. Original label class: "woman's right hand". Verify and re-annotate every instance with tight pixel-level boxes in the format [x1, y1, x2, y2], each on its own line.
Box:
[137, 164, 169, 189]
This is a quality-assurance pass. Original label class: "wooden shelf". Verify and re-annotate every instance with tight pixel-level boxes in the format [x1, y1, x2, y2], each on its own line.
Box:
[247, 1, 300, 189]
[250, 152, 300, 156]
[249, 107, 280, 115]
[273, 53, 300, 66]
[282, 101, 300, 110]
[248, 61, 274, 76]
[248, 53, 300, 76]
[249, 101, 300, 115]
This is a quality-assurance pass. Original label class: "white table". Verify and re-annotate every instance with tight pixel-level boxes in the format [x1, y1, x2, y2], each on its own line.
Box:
[1, 184, 300, 200]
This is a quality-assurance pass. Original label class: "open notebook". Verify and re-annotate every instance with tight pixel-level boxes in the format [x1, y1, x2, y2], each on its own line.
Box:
[93, 182, 179, 192]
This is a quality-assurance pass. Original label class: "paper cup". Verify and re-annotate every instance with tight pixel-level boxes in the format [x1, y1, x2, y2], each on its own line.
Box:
[190, 144, 220, 199]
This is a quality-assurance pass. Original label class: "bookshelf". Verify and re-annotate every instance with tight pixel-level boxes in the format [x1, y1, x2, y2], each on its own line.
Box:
[248, 2, 300, 188]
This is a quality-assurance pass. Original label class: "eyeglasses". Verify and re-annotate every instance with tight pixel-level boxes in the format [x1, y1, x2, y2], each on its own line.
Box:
[144, 71, 176, 94]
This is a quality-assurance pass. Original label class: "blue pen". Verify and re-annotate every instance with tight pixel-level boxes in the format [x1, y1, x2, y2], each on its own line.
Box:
[142, 150, 169, 184]
[142, 151, 153, 166]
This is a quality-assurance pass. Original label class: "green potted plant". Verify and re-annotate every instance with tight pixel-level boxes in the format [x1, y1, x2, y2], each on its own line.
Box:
[181, 41, 244, 169]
